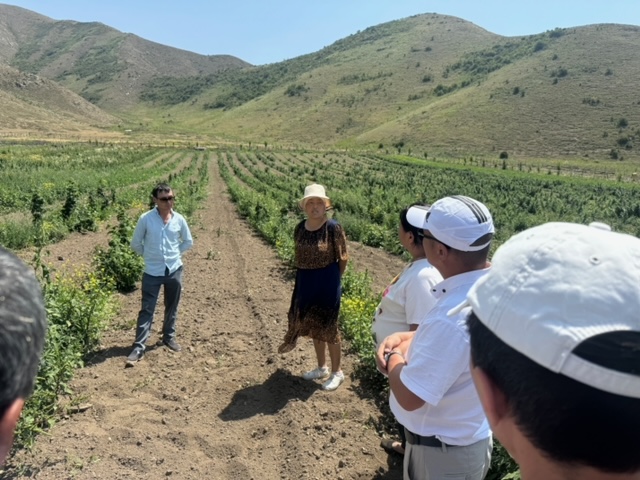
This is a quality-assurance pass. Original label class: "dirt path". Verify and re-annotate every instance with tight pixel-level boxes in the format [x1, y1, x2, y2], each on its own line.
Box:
[7, 158, 406, 479]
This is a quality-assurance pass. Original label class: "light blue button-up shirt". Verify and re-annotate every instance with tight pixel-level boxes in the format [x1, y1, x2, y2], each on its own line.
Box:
[130, 207, 193, 276]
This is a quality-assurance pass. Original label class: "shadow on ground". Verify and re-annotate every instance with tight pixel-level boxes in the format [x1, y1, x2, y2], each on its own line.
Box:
[83, 342, 165, 367]
[218, 368, 317, 421]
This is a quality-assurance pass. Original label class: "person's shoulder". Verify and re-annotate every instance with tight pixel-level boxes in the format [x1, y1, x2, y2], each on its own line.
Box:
[293, 219, 306, 236]
[418, 307, 469, 338]
[171, 210, 188, 222]
[415, 261, 443, 283]
[139, 208, 156, 220]
[327, 218, 342, 230]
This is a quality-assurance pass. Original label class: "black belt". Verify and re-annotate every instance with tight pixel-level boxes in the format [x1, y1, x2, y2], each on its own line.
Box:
[405, 429, 455, 448]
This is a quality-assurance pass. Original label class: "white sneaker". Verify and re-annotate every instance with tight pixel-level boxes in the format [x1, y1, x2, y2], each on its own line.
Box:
[302, 366, 330, 380]
[322, 371, 345, 391]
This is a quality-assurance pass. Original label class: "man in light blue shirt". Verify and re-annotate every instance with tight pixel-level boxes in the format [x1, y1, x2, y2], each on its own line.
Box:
[126, 183, 193, 365]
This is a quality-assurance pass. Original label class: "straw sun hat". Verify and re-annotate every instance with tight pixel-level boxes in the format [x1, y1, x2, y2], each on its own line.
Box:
[299, 184, 330, 209]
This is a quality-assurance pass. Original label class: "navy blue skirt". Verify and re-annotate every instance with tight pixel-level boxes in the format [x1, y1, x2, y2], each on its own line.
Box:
[279, 262, 342, 352]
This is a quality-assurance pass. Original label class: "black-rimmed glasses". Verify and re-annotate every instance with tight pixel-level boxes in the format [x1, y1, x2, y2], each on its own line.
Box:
[157, 196, 175, 202]
[417, 230, 449, 248]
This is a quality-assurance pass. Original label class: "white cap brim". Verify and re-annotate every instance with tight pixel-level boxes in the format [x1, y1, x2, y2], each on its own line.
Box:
[462, 222, 640, 399]
[406, 205, 430, 229]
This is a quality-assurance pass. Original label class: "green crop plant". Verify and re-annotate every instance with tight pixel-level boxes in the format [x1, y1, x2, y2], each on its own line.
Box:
[93, 208, 144, 292]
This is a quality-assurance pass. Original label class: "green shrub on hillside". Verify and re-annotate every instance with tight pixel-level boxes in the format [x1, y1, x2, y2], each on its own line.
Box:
[547, 28, 566, 38]
[449, 30, 564, 81]
[338, 71, 393, 85]
[141, 75, 218, 105]
[433, 83, 459, 96]
[533, 41, 546, 52]
[550, 67, 568, 78]
[285, 84, 310, 97]
[74, 41, 126, 84]
[582, 97, 600, 106]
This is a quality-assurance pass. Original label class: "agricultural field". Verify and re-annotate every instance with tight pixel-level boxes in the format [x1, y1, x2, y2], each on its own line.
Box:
[3, 144, 639, 479]
[0, 143, 208, 250]
[218, 148, 640, 254]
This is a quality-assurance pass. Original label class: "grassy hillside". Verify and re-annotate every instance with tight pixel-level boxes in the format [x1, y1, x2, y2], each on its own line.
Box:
[138, 15, 499, 140]
[134, 15, 640, 160]
[0, 64, 118, 137]
[1, 5, 639, 161]
[0, 3, 250, 112]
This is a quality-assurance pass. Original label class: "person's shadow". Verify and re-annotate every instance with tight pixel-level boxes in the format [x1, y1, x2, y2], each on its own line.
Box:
[372, 453, 404, 479]
[83, 343, 163, 367]
[218, 368, 317, 421]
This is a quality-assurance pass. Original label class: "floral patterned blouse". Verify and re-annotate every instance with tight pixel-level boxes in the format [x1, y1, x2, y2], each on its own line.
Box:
[294, 219, 348, 269]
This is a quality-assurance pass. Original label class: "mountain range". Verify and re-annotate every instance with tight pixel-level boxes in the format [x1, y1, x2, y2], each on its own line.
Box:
[1, 3, 639, 160]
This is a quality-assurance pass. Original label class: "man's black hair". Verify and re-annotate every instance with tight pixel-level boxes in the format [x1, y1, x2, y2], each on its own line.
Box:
[467, 311, 640, 474]
[152, 183, 172, 198]
[0, 247, 47, 418]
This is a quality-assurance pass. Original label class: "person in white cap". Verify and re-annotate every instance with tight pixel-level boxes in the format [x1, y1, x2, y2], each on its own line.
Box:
[376, 195, 495, 480]
[279, 184, 349, 391]
[461, 221, 640, 480]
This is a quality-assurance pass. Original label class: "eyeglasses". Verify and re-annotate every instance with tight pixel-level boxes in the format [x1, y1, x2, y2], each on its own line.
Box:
[417, 231, 449, 248]
[157, 196, 175, 202]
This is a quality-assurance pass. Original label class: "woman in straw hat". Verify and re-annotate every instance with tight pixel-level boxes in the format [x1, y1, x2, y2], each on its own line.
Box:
[278, 184, 349, 391]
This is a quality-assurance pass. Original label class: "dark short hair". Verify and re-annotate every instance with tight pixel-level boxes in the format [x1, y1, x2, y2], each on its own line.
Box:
[449, 244, 491, 269]
[467, 311, 640, 474]
[152, 183, 172, 198]
[0, 247, 47, 418]
[400, 204, 426, 246]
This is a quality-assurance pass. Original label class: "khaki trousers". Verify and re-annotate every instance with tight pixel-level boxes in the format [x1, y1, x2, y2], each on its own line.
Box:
[404, 430, 493, 480]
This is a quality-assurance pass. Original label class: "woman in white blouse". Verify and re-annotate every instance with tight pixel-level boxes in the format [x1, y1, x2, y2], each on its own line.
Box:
[372, 205, 443, 455]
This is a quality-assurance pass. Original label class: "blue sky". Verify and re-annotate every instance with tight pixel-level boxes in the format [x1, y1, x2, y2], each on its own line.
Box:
[5, 1, 640, 65]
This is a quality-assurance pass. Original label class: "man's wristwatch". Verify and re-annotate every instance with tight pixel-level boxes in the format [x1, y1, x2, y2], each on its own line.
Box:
[384, 350, 404, 366]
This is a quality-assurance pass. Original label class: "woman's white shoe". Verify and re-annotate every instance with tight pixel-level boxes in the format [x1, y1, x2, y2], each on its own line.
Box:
[302, 366, 330, 380]
[321, 371, 344, 391]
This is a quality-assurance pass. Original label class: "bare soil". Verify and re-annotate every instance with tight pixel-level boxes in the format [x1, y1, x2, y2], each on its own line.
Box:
[5, 159, 407, 479]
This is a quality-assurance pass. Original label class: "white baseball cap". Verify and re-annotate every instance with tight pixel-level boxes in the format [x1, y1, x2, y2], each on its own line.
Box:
[407, 196, 494, 251]
[454, 221, 640, 398]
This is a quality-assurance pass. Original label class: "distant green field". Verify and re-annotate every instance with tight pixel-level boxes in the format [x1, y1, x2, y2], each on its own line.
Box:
[0, 143, 207, 249]
[217, 148, 640, 257]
